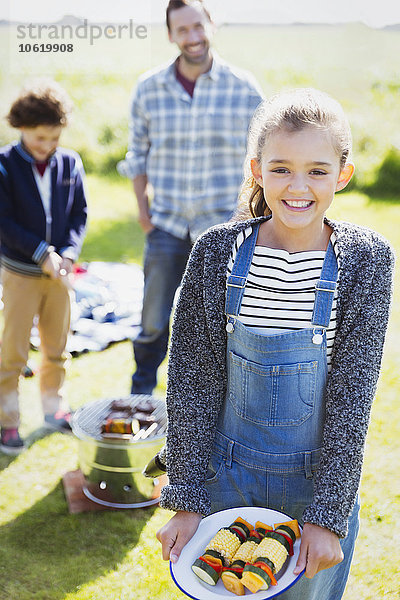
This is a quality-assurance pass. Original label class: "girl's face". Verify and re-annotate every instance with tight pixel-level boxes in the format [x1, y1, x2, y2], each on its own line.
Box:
[251, 126, 354, 240]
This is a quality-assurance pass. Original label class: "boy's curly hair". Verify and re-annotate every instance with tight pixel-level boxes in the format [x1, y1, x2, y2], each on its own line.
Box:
[7, 79, 72, 128]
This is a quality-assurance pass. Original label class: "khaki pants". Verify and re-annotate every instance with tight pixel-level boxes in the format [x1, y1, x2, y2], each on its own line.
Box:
[0, 268, 72, 428]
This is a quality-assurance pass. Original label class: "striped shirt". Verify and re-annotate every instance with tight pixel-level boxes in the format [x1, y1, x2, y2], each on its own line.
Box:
[227, 226, 339, 368]
[117, 54, 263, 242]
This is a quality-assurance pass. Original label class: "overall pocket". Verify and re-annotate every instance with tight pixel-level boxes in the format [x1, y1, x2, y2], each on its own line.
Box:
[205, 450, 226, 484]
[228, 351, 318, 426]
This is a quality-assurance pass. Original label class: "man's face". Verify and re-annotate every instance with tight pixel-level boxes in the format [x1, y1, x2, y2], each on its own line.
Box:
[168, 4, 213, 66]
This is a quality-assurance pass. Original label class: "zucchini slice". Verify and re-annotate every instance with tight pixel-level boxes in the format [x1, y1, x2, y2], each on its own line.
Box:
[204, 548, 224, 562]
[229, 526, 246, 542]
[274, 519, 301, 539]
[234, 517, 253, 535]
[231, 559, 246, 569]
[254, 556, 276, 574]
[242, 564, 271, 592]
[275, 524, 297, 544]
[191, 559, 220, 585]
[264, 531, 291, 554]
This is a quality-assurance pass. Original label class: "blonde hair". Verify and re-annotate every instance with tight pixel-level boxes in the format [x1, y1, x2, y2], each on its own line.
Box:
[235, 88, 352, 220]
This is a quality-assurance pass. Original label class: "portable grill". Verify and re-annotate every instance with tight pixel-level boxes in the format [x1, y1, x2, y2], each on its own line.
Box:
[72, 395, 167, 508]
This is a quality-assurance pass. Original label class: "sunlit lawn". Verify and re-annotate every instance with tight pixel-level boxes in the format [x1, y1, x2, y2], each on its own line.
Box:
[0, 18, 399, 600]
[0, 173, 398, 599]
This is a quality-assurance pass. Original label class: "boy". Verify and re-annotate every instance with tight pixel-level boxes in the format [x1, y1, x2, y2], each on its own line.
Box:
[0, 80, 88, 454]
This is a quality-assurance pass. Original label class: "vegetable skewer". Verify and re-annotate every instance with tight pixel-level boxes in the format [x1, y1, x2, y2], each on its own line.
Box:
[191, 518, 252, 586]
[191, 516, 301, 594]
[221, 531, 261, 595]
[241, 520, 300, 594]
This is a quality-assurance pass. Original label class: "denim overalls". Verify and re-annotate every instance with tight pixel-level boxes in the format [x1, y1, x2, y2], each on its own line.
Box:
[205, 224, 359, 600]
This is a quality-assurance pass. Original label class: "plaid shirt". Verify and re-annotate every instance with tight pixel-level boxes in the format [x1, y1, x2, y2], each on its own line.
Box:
[117, 54, 263, 241]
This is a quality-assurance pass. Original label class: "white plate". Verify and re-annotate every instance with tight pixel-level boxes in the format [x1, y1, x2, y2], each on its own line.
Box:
[170, 506, 304, 599]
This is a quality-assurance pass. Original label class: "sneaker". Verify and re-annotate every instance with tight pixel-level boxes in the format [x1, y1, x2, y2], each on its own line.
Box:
[44, 410, 73, 433]
[0, 427, 25, 455]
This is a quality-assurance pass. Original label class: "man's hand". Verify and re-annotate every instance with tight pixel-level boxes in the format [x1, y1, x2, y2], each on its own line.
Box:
[138, 211, 155, 234]
[133, 175, 155, 234]
[293, 523, 343, 578]
[156, 511, 202, 563]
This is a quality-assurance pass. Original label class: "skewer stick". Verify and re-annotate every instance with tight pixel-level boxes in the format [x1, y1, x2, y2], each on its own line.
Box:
[142, 422, 158, 439]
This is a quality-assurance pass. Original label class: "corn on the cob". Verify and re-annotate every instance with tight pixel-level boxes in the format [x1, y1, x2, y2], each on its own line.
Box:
[251, 536, 288, 573]
[206, 528, 241, 565]
[220, 536, 259, 595]
[231, 539, 259, 564]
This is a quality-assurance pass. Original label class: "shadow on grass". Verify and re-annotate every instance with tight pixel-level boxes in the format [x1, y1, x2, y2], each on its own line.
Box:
[0, 453, 17, 472]
[81, 218, 145, 265]
[25, 425, 69, 447]
[0, 481, 156, 600]
[0, 428, 57, 472]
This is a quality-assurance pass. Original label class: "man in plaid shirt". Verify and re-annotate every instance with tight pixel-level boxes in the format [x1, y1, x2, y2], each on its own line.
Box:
[118, 0, 263, 395]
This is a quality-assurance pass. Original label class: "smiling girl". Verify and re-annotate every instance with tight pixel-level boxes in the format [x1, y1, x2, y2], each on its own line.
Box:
[156, 88, 395, 599]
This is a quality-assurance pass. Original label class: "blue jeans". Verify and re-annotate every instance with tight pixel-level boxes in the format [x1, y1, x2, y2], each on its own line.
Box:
[131, 227, 192, 394]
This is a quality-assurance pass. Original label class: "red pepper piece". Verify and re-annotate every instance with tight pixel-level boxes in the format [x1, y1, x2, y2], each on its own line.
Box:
[222, 565, 244, 574]
[229, 525, 247, 542]
[253, 561, 278, 585]
[199, 555, 223, 574]
[250, 529, 263, 540]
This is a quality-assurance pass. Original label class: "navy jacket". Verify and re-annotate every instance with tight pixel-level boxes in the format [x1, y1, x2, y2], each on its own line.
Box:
[0, 142, 87, 275]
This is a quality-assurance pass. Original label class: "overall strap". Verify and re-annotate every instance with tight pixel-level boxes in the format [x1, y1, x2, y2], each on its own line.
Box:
[311, 240, 338, 329]
[225, 224, 260, 319]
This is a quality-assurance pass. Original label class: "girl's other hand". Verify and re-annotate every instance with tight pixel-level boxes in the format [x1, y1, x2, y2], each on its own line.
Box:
[156, 510, 202, 563]
[293, 522, 343, 578]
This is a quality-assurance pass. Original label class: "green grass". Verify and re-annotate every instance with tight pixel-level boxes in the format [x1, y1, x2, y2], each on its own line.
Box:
[0, 177, 399, 599]
[0, 21, 399, 598]
[80, 175, 145, 264]
[1, 23, 400, 189]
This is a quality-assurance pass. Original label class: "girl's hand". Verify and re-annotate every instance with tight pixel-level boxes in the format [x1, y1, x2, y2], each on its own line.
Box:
[293, 523, 343, 578]
[156, 511, 202, 563]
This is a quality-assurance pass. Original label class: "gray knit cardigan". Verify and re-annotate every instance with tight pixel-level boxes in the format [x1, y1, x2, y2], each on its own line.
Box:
[159, 216, 395, 538]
